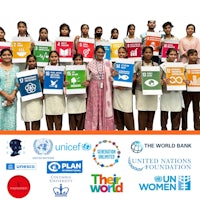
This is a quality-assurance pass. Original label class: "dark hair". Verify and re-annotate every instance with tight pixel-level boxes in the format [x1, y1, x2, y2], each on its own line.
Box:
[166, 48, 177, 56]
[95, 45, 105, 53]
[187, 49, 198, 56]
[59, 23, 71, 36]
[162, 21, 174, 29]
[126, 24, 135, 36]
[80, 24, 89, 37]
[38, 27, 49, 41]
[142, 46, 153, 54]
[94, 26, 102, 33]
[0, 27, 6, 41]
[0, 48, 12, 56]
[48, 50, 60, 65]
[17, 21, 29, 37]
[148, 20, 156, 23]
[73, 53, 83, 61]
[118, 46, 128, 58]
[186, 24, 195, 33]
[110, 28, 119, 39]
[25, 54, 37, 69]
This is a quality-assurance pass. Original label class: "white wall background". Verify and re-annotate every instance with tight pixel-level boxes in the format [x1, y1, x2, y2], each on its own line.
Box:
[1, 0, 198, 130]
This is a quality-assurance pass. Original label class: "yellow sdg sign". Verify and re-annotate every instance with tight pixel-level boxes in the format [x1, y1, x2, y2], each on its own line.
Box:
[92, 140, 121, 167]
[11, 37, 31, 63]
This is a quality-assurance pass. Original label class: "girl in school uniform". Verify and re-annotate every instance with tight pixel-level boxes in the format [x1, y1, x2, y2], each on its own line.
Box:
[43, 50, 66, 130]
[66, 53, 89, 130]
[12, 21, 35, 71]
[134, 46, 158, 130]
[160, 48, 184, 130]
[20, 55, 43, 130]
[182, 49, 200, 130]
[113, 47, 135, 130]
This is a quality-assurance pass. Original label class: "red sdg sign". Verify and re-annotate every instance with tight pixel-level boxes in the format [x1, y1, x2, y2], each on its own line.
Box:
[7, 175, 30, 198]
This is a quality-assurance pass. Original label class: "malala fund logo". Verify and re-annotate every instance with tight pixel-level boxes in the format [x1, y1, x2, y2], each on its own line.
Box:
[92, 140, 121, 167]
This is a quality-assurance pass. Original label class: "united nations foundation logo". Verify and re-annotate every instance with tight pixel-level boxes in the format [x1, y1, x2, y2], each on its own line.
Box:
[131, 141, 143, 153]
[33, 138, 53, 155]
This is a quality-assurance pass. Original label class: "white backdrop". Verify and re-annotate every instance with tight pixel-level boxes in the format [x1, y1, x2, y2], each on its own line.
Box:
[1, 0, 198, 130]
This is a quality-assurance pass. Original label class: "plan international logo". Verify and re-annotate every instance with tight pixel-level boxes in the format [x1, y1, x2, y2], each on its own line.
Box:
[139, 175, 191, 191]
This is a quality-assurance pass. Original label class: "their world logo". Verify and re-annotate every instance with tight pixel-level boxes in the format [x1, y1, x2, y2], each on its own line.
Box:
[139, 175, 191, 191]
[33, 138, 53, 155]
[53, 184, 69, 197]
[131, 141, 143, 153]
[47, 160, 83, 174]
[92, 140, 121, 167]
[90, 174, 123, 193]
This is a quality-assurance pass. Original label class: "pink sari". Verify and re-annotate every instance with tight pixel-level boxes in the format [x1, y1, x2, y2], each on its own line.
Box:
[85, 59, 114, 130]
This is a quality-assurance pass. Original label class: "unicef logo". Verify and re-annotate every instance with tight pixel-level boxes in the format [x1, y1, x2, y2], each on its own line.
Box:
[33, 138, 53, 155]
[131, 141, 143, 153]
[82, 143, 91, 151]
[25, 83, 36, 94]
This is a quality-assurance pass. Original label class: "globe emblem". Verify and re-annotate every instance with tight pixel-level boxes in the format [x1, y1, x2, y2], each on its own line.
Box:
[82, 143, 91, 151]
[154, 176, 162, 182]
[131, 141, 143, 153]
[33, 138, 53, 155]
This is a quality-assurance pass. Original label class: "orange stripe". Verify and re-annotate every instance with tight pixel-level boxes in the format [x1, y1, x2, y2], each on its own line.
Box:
[0, 130, 199, 135]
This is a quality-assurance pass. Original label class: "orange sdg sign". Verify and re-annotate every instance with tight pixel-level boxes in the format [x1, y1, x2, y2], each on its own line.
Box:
[166, 62, 186, 91]
[11, 37, 31, 63]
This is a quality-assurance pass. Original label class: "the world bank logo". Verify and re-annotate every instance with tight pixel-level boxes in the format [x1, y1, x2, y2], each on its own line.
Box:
[33, 138, 53, 155]
[131, 141, 143, 153]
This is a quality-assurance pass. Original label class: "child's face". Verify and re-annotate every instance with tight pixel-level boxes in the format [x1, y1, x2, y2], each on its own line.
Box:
[118, 48, 127, 58]
[143, 48, 153, 60]
[163, 25, 172, 35]
[0, 30, 5, 40]
[18, 23, 27, 36]
[128, 26, 135, 35]
[40, 29, 48, 41]
[112, 30, 119, 39]
[188, 53, 198, 64]
[27, 57, 36, 69]
[81, 25, 89, 36]
[167, 50, 177, 62]
[186, 25, 195, 36]
[61, 26, 69, 36]
[74, 56, 83, 65]
[49, 52, 59, 65]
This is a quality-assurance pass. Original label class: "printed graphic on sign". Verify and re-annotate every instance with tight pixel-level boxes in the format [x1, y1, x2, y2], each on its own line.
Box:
[17, 69, 42, 102]
[96, 41, 111, 60]
[66, 65, 86, 94]
[113, 59, 134, 88]
[161, 40, 179, 61]
[186, 64, 200, 91]
[43, 66, 64, 94]
[92, 140, 121, 167]
[77, 38, 94, 62]
[7, 175, 30, 198]
[141, 66, 162, 95]
[166, 63, 186, 90]
[90, 174, 123, 193]
[125, 38, 142, 61]
[110, 40, 124, 61]
[145, 32, 161, 55]
[33, 41, 52, 66]
[12, 37, 31, 63]
[55, 37, 74, 62]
